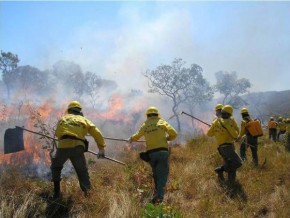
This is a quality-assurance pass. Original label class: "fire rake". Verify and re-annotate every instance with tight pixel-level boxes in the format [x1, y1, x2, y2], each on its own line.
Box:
[4, 126, 126, 165]
[180, 111, 211, 127]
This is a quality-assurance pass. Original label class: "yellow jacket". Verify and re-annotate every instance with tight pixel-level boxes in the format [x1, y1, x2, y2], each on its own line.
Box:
[207, 118, 239, 146]
[277, 122, 287, 131]
[130, 117, 177, 151]
[55, 114, 106, 149]
[238, 116, 252, 138]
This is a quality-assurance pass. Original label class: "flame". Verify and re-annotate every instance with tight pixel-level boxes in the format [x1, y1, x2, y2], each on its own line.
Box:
[0, 100, 58, 169]
[0, 94, 145, 174]
[100, 94, 127, 122]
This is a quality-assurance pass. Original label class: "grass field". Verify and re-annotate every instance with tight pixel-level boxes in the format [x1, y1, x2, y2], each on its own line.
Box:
[1, 135, 290, 218]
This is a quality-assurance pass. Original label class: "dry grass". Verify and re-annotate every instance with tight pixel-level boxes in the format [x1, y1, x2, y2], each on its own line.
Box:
[0, 135, 290, 217]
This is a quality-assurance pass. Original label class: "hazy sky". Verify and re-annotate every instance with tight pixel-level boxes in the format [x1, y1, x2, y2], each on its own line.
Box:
[1, 1, 290, 93]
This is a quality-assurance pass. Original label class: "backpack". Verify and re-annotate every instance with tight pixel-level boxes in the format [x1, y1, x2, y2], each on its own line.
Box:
[246, 119, 263, 137]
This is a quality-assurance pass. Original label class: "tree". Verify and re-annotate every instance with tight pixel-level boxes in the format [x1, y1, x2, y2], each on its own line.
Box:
[9, 65, 50, 97]
[215, 71, 251, 108]
[71, 70, 86, 100]
[52, 60, 84, 98]
[144, 58, 213, 132]
[184, 79, 214, 130]
[84, 71, 102, 109]
[0, 51, 20, 99]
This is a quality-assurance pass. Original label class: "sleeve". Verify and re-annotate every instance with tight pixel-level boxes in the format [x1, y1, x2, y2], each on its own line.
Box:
[239, 120, 246, 138]
[207, 120, 216, 137]
[87, 120, 106, 149]
[55, 119, 63, 138]
[164, 121, 178, 141]
[131, 123, 145, 141]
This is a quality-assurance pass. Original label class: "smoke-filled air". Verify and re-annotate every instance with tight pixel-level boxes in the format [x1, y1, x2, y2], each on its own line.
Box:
[1, 1, 290, 217]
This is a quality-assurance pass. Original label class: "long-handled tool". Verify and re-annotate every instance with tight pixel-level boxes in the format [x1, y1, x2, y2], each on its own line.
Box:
[4, 126, 126, 165]
[103, 136, 144, 143]
[180, 111, 211, 127]
[87, 150, 125, 165]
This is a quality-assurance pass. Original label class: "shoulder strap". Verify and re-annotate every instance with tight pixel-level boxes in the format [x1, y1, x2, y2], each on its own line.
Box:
[217, 118, 236, 139]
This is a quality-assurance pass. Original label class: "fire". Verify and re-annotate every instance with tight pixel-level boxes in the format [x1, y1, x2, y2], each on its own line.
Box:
[0, 100, 58, 170]
[0, 94, 145, 176]
[100, 94, 127, 122]
[89, 93, 145, 125]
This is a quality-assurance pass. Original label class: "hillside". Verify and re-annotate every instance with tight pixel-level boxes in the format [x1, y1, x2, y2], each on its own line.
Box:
[1, 135, 289, 217]
[241, 90, 290, 124]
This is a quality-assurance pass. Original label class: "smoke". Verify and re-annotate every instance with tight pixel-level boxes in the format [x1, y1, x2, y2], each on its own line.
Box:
[2, 1, 290, 178]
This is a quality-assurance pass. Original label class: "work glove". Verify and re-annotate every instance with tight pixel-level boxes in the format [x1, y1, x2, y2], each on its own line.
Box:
[97, 149, 105, 159]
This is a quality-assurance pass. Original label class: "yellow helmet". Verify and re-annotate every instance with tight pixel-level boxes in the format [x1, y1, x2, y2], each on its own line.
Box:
[222, 105, 233, 115]
[278, 116, 283, 121]
[215, 104, 223, 111]
[68, 101, 82, 110]
[145, 106, 159, 115]
[241, 108, 248, 114]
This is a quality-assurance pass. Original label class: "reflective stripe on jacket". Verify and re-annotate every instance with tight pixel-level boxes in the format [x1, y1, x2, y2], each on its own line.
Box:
[207, 118, 239, 146]
[55, 114, 106, 149]
[131, 117, 177, 151]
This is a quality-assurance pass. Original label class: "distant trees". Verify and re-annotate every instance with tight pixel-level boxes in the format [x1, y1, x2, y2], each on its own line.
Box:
[215, 71, 251, 108]
[9, 65, 50, 95]
[144, 58, 213, 132]
[51, 60, 117, 107]
[0, 51, 20, 99]
[0, 54, 119, 105]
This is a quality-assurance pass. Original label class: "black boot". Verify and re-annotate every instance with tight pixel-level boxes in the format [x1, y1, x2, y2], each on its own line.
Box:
[53, 181, 61, 199]
[215, 166, 225, 182]
[228, 171, 236, 184]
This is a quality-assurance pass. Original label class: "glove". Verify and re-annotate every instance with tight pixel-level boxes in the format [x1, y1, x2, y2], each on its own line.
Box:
[97, 149, 105, 159]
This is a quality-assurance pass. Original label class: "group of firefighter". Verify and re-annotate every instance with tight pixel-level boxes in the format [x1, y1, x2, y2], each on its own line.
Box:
[268, 116, 290, 142]
[207, 104, 290, 186]
[51, 100, 290, 204]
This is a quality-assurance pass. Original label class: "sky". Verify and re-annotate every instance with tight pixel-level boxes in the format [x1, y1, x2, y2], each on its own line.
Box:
[1, 1, 290, 93]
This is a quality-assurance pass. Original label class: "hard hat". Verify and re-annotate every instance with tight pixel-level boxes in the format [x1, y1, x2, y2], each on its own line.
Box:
[270, 117, 274, 121]
[68, 101, 82, 110]
[278, 116, 283, 121]
[241, 108, 248, 114]
[215, 104, 223, 111]
[222, 105, 233, 115]
[145, 106, 159, 115]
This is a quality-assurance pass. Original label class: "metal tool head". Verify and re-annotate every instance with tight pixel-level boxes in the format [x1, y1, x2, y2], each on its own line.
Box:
[4, 126, 25, 154]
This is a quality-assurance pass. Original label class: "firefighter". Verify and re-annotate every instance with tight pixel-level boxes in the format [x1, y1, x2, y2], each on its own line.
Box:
[51, 101, 106, 198]
[277, 116, 287, 141]
[268, 117, 278, 142]
[238, 108, 259, 165]
[129, 106, 177, 204]
[215, 103, 223, 118]
[207, 105, 242, 184]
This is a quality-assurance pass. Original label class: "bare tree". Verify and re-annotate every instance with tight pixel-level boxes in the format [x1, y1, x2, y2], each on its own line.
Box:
[0, 51, 20, 99]
[84, 72, 102, 109]
[215, 71, 251, 108]
[144, 58, 213, 132]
